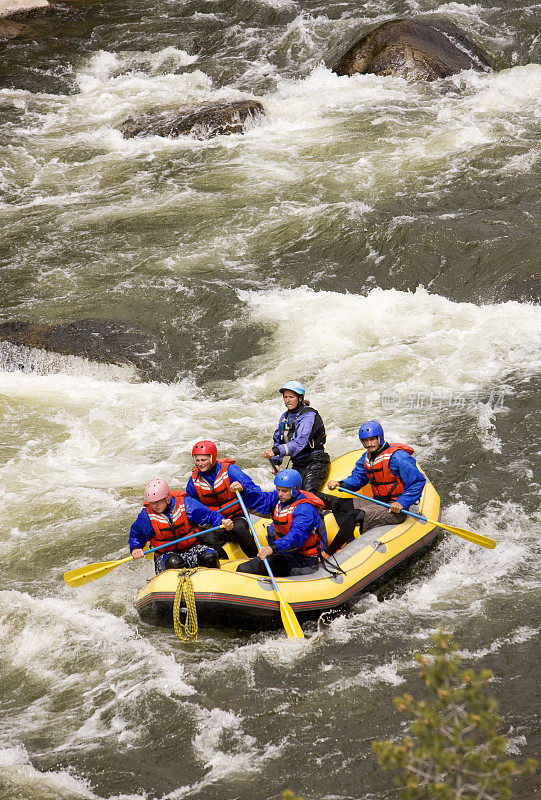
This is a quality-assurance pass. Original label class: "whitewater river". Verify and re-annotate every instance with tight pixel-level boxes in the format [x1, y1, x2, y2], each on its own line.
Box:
[1, 0, 540, 798]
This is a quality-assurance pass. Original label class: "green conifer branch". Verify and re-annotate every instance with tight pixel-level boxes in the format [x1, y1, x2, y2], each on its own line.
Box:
[372, 630, 537, 800]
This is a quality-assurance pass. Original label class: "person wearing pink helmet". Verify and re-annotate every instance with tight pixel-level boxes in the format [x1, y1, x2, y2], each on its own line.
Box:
[186, 440, 268, 558]
[129, 478, 234, 572]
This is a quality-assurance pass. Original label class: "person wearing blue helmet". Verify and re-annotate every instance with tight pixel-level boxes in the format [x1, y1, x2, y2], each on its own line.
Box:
[326, 420, 426, 548]
[236, 468, 325, 577]
[262, 380, 330, 492]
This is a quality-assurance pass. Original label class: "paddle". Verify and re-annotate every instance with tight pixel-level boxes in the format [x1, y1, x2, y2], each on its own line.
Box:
[337, 487, 496, 549]
[64, 521, 228, 588]
[235, 490, 304, 639]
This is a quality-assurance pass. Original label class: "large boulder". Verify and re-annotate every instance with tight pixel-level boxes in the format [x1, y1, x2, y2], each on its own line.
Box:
[121, 99, 265, 140]
[0, 320, 168, 379]
[332, 18, 492, 81]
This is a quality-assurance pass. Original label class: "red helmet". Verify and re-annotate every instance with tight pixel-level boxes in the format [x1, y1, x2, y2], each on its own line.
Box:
[192, 440, 218, 466]
[144, 478, 170, 503]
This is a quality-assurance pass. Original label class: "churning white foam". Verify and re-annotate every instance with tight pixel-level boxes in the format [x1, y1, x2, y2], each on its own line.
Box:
[2, 51, 539, 263]
[0, 741, 99, 799]
[327, 658, 406, 694]
[236, 285, 541, 453]
[187, 705, 282, 790]
[0, 590, 194, 744]
[0, 285, 538, 568]
[195, 631, 308, 688]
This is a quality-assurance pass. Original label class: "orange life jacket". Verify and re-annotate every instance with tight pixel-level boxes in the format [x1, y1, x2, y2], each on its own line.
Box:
[191, 459, 240, 517]
[272, 490, 325, 557]
[363, 443, 415, 502]
[144, 490, 199, 551]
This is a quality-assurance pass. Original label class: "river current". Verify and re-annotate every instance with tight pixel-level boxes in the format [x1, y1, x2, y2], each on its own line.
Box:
[1, 0, 540, 798]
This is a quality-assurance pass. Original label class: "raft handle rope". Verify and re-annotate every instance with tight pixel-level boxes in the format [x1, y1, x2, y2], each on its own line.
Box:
[173, 568, 199, 643]
[317, 541, 347, 577]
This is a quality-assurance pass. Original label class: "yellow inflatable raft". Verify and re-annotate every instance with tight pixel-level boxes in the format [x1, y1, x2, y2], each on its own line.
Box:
[135, 450, 440, 631]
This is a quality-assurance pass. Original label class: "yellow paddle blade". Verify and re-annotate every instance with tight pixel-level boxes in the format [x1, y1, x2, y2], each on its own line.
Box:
[64, 557, 130, 587]
[63, 551, 151, 588]
[430, 519, 496, 549]
[234, 489, 304, 639]
[278, 597, 304, 639]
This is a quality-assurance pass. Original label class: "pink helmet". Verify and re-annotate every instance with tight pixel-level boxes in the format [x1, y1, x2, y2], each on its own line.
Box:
[144, 478, 170, 503]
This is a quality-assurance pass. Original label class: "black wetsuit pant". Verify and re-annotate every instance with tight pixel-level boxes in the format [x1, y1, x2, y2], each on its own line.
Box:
[237, 551, 318, 577]
[292, 452, 331, 492]
[199, 516, 258, 558]
[318, 494, 365, 556]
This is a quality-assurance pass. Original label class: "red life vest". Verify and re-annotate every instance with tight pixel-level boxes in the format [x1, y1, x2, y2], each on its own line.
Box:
[363, 443, 415, 502]
[272, 490, 325, 557]
[144, 490, 199, 551]
[191, 458, 240, 517]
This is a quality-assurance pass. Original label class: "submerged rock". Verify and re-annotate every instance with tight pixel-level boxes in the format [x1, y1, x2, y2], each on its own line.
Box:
[332, 18, 492, 81]
[0, 339, 138, 380]
[120, 99, 265, 140]
[0, 17, 27, 36]
[0, 320, 167, 380]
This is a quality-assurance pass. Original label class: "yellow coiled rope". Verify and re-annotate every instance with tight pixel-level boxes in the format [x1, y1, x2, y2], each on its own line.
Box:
[173, 568, 199, 642]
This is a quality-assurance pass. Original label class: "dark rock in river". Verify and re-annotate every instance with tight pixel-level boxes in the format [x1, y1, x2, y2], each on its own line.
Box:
[0, 320, 169, 380]
[0, 18, 27, 36]
[121, 99, 265, 140]
[332, 18, 492, 81]
[0, 0, 46, 37]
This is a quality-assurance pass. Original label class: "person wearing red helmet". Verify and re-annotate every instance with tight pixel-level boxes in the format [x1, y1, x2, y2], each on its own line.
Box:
[129, 478, 234, 572]
[186, 440, 268, 558]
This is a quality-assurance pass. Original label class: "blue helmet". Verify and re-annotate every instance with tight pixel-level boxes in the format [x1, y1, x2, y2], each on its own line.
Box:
[274, 468, 302, 497]
[358, 420, 385, 446]
[279, 380, 305, 397]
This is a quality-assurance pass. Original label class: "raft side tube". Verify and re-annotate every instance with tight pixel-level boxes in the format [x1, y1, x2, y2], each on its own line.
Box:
[135, 451, 440, 631]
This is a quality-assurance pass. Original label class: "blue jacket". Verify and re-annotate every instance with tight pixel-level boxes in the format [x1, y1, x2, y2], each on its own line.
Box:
[340, 446, 426, 509]
[257, 489, 322, 553]
[185, 462, 269, 515]
[271, 407, 323, 464]
[129, 495, 224, 553]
